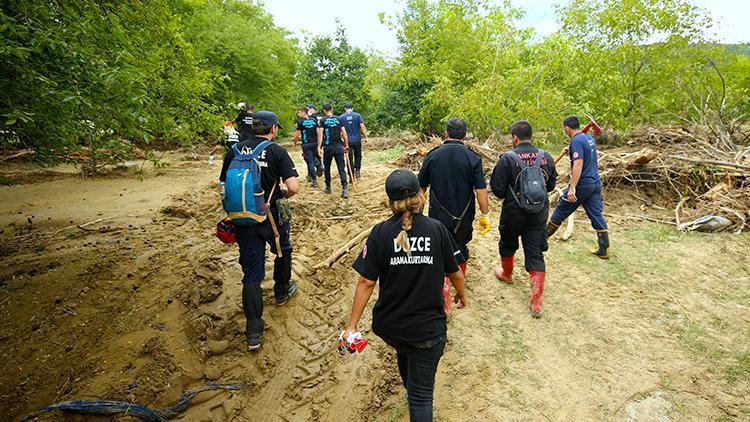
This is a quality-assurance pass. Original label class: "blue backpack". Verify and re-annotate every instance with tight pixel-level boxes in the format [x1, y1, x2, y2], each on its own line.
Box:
[224, 141, 272, 226]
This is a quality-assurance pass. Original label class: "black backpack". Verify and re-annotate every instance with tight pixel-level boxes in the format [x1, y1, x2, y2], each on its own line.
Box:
[507, 150, 548, 213]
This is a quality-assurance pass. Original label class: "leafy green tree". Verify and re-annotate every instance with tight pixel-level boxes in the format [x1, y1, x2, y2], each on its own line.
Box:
[293, 27, 370, 117]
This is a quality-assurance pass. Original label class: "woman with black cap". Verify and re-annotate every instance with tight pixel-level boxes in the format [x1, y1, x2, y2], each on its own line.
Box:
[343, 169, 468, 421]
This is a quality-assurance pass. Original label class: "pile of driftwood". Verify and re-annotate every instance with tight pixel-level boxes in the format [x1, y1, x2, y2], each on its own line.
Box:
[599, 122, 749, 233]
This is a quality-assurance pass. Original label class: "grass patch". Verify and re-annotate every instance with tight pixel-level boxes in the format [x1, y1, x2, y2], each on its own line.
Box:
[0, 176, 18, 186]
[371, 145, 403, 164]
[725, 351, 750, 384]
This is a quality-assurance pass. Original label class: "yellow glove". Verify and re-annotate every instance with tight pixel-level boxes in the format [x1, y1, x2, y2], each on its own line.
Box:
[479, 214, 491, 236]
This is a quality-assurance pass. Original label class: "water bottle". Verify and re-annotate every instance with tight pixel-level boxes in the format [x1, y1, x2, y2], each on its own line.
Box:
[219, 181, 226, 200]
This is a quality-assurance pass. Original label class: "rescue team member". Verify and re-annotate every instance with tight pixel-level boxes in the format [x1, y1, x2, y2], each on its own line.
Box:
[235, 103, 256, 141]
[490, 120, 557, 318]
[219, 111, 299, 350]
[343, 169, 467, 422]
[294, 107, 320, 187]
[340, 102, 369, 180]
[209, 120, 240, 164]
[547, 115, 610, 259]
[306, 104, 324, 177]
[418, 118, 490, 317]
[317, 104, 350, 198]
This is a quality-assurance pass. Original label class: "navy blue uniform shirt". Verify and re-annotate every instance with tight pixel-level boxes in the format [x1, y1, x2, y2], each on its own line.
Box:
[340, 111, 364, 143]
[570, 132, 600, 186]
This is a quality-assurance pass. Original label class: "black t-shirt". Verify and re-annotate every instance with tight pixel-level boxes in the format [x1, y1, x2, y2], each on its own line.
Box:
[235, 111, 255, 141]
[352, 213, 461, 343]
[296, 117, 319, 145]
[489, 142, 557, 210]
[217, 132, 240, 149]
[418, 140, 486, 234]
[219, 136, 298, 206]
[319, 115, 344, 148]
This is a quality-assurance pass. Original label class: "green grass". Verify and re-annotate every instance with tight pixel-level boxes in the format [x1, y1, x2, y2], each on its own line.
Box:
[371, 145, 404, 164]
[725, 351, 750, 383]
[0, 176, 17, 186]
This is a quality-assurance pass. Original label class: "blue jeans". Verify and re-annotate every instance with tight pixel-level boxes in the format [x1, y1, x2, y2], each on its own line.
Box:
[550, 182, 608, 230]
[302, 143, 318, 180]
[384, 336, 446, 422]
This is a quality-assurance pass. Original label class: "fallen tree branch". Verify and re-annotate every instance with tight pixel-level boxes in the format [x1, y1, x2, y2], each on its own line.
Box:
[561, 213, 575, 241]
[311, 226, 372, 270]
[666, 155, 750, 171]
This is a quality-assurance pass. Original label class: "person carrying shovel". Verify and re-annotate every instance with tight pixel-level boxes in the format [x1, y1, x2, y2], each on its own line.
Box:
[546, 115, 610, 259]
[343, 169, 467, 422]
[417, 117, 490, 318]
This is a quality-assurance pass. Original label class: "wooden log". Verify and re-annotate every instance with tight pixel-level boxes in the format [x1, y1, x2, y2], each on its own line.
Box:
[561, 213, 575, 241]
[311, 226, 373, 270]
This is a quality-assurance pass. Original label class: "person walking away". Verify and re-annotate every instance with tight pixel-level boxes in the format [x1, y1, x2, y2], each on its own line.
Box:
[307, 104, 324, 177]
[294, 107, 320, 187]
[235, 103, 256, 141]
[219, 111, 299, 350]
[340, 102, 369, 180]
[418, 118, 490, 318]
[343, 169, 467, 422]
[490, 120, 557, 318]
[317, 104, 350, 198]
[546, 115, 610, 258]
[209, 120, 240, 164]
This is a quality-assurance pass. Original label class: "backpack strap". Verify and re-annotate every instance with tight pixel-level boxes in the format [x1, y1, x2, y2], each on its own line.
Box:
[252, 140, 271, 155]
[430, 189, 473, 234]
[505, 151, 525, 208]
[534, 149, 546, 167]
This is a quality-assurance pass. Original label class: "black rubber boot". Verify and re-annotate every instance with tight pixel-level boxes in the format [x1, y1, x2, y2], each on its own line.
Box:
[242, 282, 264, 350]
[591, 230, 611, 259]
[546, 221, 561, 238]
[311, 177, 318, 188]
[342, 183, 349, 198]
[324, 184, 331, 194]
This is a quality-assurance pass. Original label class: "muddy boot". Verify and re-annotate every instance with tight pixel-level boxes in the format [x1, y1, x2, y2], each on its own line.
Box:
[324, 184, 332, 194]
[528, 272, 546, 318]
[590, 230, 611, 259]
[442, 276, 452, 320]
[546, 221, 561, 238]
[311, 176, 318, 188]
[494, 256, 514, 284]
[341, 184, 349, 198]
[355, 169, 361, 180]
[242, 282, 264, 350]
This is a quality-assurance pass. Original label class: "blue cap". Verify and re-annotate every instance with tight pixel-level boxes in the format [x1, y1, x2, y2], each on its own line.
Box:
[253, 110, 283, 129]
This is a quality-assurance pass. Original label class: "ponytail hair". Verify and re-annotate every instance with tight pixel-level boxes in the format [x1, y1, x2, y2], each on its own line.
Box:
[389, 191, 426, 257]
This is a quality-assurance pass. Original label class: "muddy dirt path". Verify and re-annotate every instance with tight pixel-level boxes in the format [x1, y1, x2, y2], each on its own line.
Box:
[1, 144, 748, 421]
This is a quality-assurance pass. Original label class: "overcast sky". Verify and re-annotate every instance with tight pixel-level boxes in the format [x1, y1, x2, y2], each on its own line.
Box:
[265, 0, 749, 56]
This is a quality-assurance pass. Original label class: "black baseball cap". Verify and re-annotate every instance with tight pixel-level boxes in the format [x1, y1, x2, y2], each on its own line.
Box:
[307, 104, 316, 109]
[385, 169, 421, 201]
[253, 110, 283, 129]
[344, 102, 354, 109]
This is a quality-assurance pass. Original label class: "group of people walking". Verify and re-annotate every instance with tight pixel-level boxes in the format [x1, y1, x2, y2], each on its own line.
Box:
[216, 106, 609, 420]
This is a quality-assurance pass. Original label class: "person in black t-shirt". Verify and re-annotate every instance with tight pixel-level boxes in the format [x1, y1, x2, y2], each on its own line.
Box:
[316, 104, 350, 198]
[344, 169, 467, 422]
[306, 105, 324, 176]
[418, 117, 490, 318]
[219, 110, 299, 350]
[489, 120, 557, 318]
[294, 107, 320, 187]
[234, 103, 256, 141]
